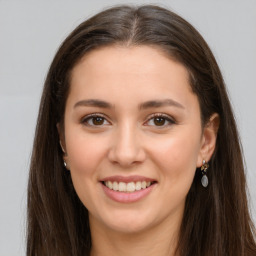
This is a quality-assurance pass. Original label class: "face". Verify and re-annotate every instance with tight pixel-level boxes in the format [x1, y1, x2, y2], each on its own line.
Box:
[61, 45, 207, 235]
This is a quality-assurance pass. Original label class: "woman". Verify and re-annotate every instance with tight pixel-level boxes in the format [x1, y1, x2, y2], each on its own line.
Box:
[27, 5, 256, 256]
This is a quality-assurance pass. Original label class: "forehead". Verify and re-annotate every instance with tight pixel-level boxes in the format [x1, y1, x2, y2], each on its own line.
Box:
[72, 45, 188, 77]
[68, 45, 196, 109]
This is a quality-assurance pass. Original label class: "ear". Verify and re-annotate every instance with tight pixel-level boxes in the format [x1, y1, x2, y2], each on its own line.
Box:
[56, 123, 66, 152]
[57, 123, 70, 169]
[196, 113, 220, 167]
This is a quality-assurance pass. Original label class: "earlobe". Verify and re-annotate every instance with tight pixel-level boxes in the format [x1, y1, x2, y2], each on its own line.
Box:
[197, 113, 220, 167]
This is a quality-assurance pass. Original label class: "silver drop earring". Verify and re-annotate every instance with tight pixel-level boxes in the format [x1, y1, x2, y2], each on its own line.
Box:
[63, 160, 67, 168]
[201, 160, 209, 188]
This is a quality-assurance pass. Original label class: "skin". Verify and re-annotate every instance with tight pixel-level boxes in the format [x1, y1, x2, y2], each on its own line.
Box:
[59, 45, 219, 256]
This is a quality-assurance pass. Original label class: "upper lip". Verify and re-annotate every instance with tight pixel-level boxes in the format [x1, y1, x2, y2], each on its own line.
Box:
[100, 175, 156, 183]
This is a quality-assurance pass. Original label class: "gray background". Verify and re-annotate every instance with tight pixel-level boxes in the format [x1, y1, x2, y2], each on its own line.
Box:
[0, 0, 255, 255]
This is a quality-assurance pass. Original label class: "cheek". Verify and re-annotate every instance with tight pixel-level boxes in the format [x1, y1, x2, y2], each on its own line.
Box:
[65, 132, 108, 209]
[149, 132, 201, 212]
[65, 129, 110, 185]
[148, 129, 201, 182]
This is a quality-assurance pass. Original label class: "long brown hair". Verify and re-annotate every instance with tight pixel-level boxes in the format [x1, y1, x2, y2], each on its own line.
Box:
[27, 5, 256, 256]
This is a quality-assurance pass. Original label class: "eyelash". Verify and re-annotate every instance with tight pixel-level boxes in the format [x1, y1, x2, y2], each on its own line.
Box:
[145, 113, 175, 127]
[81, 113, 110, 127]
[81, 113, 175, 128]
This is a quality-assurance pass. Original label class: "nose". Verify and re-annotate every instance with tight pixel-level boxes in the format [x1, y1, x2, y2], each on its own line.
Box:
[108, 122, 146, 167]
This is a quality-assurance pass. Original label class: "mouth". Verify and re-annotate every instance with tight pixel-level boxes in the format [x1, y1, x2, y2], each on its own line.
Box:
[100, 176, 157, 203]
[101, 180, 157, 193]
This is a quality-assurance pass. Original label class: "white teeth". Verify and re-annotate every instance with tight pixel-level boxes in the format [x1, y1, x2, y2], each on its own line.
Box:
[104, 180, 153, 192]
[113, 181, 118, 191]
[141, 181, 146, 189]
[106, 181, 113, 189]
[127, 182, 136, 192]
[119, 182, 126, 192]
[135, 181, 141, 191]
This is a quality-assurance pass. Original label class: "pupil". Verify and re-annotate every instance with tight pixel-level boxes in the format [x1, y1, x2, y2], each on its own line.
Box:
[93, 117, 104, 125]
[154, 117, 165, 126]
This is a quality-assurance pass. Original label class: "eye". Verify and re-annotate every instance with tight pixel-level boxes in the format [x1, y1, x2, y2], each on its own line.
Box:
[145, 114, 175, 127]
[81, 114, 110, 127]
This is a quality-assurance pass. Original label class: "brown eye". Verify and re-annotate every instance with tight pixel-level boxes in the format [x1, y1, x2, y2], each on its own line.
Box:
[82, 114, 110, 127]
[145, 114, 175, 128]
[92, 116, 104, 125]
[153, 117, 166, 126]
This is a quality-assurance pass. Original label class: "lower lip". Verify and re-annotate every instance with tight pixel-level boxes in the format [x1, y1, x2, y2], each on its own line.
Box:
[101, 183, 156, 203]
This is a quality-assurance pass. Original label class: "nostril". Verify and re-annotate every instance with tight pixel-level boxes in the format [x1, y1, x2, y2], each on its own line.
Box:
[108, 149, 146, 167]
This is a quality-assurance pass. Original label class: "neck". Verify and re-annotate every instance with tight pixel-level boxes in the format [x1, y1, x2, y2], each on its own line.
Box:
[89, 214, 181, 256]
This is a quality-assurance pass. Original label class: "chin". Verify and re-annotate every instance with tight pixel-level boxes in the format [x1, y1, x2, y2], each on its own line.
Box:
[106, 220, 152, 234]
[94, 208, 158, 234]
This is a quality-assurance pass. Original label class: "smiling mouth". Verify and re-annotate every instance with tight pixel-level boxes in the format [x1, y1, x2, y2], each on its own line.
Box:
[102, 181, 157, 193]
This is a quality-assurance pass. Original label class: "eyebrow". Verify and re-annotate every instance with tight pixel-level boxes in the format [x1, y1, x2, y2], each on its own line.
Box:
[73, 98, 185, 110]
[139, 99, 185, 110]
[74, 99, 113, 109]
